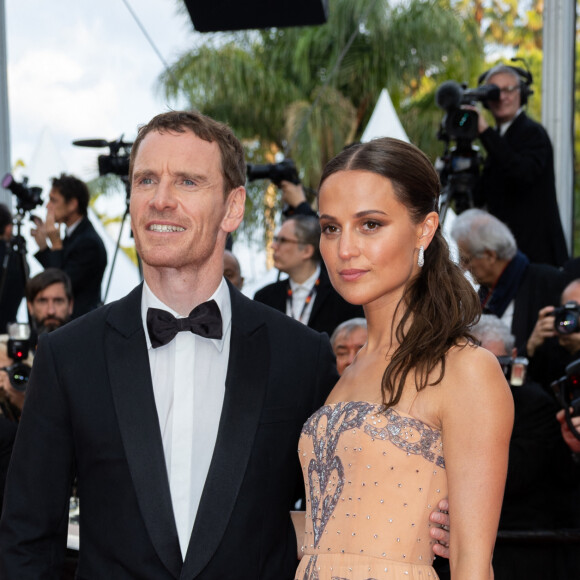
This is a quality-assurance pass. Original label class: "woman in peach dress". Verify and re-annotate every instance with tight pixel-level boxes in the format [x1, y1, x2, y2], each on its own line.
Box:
[295, 138, 513, 580]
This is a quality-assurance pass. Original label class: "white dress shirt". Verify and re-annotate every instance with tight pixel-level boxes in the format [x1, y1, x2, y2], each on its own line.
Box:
[286, 264, 321, 325]
[141, 278, 232, 558]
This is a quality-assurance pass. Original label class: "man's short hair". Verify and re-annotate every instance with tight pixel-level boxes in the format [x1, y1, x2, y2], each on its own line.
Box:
[330, 317, 367, 348]
[129, 110, 246, 197]
[471, 314, 515, 353]
[287, 215, 322, 263]
[51, 174, 90, 217]
[450, 208, 517, 261]
[0, 203, 12, 235]
[482, 64, 522, 87]
[26, 268, 73, 303]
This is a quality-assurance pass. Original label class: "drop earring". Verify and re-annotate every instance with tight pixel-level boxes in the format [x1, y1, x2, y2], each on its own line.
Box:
[417, 245, 425, 268]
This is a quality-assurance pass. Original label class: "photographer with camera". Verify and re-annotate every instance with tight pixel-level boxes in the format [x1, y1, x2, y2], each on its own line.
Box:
[451, 208, 566, 353]
[473, 314, 580, 580]
[472, 63, 568, 267]
[0, 204, 27, 333]
[0, 268, 73, 416]
[525, 279, 580, 391]
[31, 174, 107, 319]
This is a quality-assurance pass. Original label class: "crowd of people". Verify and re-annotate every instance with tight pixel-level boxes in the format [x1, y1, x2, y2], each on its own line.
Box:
[0, 62, 578, 579]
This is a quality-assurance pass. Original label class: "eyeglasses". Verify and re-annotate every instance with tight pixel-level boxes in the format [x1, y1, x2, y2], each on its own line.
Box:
[272, 235, 301, 245]
[459, 252, 483, 268]
[498, 85, 520, 95]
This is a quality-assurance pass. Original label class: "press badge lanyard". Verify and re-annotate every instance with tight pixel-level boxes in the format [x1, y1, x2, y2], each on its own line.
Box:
[287, 278, 320, 324]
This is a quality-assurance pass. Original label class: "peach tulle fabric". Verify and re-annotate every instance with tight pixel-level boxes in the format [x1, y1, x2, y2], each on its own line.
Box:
[295, 401, 447, 580]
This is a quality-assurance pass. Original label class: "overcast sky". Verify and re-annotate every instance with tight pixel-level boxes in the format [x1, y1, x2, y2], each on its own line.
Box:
[6, 0, 194, 183]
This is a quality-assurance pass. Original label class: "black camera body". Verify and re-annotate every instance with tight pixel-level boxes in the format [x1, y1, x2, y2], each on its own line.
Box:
[553, 301, 580, 335]
[552, 359, 580, 441]
[246, 159, 300, 187]
[3, 337, 31, 392]
[435, 81, 500, 142]
[1, 173, 43, 212]
[98, 153, 130, 178]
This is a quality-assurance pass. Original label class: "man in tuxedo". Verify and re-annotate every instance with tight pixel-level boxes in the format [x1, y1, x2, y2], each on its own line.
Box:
[0, 110, 340, 580]
[254, 214, 363, 336]
[0, 111, 450, 579]
[31, 173, 107, 318]
[473, 64, 568, 267]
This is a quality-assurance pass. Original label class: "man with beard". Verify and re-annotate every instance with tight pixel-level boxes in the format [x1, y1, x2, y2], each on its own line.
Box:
[0, 268, 73, 412]
[25, 268, 73, 341]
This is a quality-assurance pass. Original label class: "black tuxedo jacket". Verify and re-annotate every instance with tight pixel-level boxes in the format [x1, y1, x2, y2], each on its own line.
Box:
[476, 113, 569, 267]
[254, 266, 364, 336]
[35, 216, 107, 318]
[0, 283, 338, 579]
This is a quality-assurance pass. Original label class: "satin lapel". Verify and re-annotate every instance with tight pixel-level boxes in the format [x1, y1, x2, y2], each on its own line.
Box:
[181, 286, 269, 579]
[106, 285, 182, 578]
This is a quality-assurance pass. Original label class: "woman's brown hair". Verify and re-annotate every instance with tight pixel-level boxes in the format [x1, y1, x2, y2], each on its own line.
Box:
[319, 137, 481, 408]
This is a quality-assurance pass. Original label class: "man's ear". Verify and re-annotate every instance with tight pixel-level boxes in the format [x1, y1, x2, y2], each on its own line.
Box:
[302, 244, 315, 261]
[67, 197, 80, 215]
[417, 211, 439, 250]
[222, 187, 246, 234]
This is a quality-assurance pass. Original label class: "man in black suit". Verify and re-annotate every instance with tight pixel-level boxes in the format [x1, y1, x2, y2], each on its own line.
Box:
[254, 214, 363, 336]
[0, 204, 27, 333]
[0, 110, 340, 580]
[473, 315, 580, 580]
[451, 208, 566, 354]
[31, 173, 107, 318]
[473, 64, 568, 267]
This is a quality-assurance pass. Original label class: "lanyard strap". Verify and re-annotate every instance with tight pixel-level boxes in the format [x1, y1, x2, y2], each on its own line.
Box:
[286, 278, 320, 323]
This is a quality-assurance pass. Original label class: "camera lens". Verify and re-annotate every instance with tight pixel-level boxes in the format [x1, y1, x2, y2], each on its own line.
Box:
[555, 310, 580, 334]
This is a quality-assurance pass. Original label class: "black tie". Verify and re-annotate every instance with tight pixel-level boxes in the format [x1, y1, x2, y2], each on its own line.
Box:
[146, 300, 223, 349]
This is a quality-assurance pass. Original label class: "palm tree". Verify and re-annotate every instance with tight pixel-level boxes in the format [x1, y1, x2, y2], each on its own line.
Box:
[159, 0, 477, 233]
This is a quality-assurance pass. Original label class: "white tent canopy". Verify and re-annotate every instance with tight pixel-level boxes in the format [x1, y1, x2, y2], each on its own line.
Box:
[361, 89, 410, 143]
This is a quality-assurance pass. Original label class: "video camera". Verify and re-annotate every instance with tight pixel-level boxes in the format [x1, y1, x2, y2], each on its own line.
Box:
[1, 173, 43, 213]
[246, 159, 300, 187]
[553, 301, 580, 335]
[2, 323, 31, 392]
[73, 136, 132, 180]
[434, 81, 500, 220]
[435, 81, 499, 142]
[552, 359, 580, 442]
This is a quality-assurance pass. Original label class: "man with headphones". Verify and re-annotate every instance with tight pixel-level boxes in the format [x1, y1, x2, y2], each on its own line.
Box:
[473, 63, 568, 268]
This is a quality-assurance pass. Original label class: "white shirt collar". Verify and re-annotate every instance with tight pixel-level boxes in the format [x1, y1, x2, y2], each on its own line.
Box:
[289, 263, 321, 292]
[141, 278, 232, 352]
[498, 108, 523, 136]
[65, 216, 84, 237]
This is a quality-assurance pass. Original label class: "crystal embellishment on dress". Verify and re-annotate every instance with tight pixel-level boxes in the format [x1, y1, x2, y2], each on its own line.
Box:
[364, 408, 446, 469]
[302, 402, 377, 547]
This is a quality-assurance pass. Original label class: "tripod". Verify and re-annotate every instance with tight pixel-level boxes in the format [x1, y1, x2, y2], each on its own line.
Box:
[102, 178, 142, 304]
[0, 208, 30, 331]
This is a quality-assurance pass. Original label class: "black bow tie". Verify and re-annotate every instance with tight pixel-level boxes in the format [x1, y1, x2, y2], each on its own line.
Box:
[146, 300, 223, 349]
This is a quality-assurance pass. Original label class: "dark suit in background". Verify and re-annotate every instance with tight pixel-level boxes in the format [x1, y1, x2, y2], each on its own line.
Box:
[35, 216, 107, 318]
[509, 262, 567, 354]
[0, 240, 27, 333]
[493, 380, 580, 579]
[0, 283, 338, 579]
[476, 113, 568, 267]
[254, 266, 363, 336]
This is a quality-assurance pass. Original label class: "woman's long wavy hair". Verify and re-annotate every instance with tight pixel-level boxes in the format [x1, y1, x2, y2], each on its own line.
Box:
[319, 138, 481, 408]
